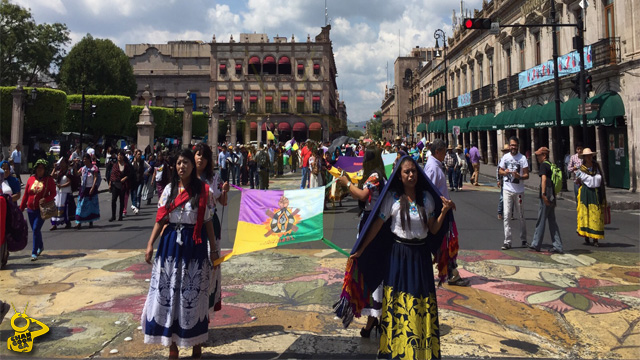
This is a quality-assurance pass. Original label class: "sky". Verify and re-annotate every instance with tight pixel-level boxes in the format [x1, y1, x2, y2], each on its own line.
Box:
[13, 0, 482, 124]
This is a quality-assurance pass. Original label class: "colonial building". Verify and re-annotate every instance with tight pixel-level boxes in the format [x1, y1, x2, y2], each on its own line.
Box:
[126, 25, 346, 144]
[407, 0, 638, 190]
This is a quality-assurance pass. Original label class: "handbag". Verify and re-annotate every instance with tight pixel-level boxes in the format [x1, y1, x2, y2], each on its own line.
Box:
[603, 202, 611, 225]
[39, 178, 56, 220]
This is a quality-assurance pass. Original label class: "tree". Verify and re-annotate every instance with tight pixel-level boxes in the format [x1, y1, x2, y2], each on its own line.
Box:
[367, 111, 383, 139]
[0, 0, 70, 86]
[59, 34, 137, 97]
[347, 130, 364, 139]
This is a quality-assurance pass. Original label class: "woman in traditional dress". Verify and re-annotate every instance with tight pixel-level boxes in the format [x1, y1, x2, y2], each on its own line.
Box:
[75, 154, 100, 229]
[193, 143, 229, 313]
[50, 157, 74, 230]
[142, 149, 217, 359]
[335, 156, 453, 360]
[337, 146, 387, 337]
[574, 148, 606, 247]
[20, 159, 56, 260]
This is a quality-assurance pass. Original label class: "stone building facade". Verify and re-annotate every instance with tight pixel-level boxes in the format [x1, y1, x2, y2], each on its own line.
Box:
[126, 26, 346, 145]
[407, 0, 638, 190]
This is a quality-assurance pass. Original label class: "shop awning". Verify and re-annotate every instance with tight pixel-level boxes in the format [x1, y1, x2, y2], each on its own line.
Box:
[235, 64, 242, 70]
[293, 122, 307, 131]
[416, 123, 427, 132]
[519, 104, 542, 129]
[278, 122, 291, 131]
[309, 122, 322, 131]
[428, 119, 444, 133]
[561, 97, 583, 126]
[448, 117, 472, 133]
[312, 96, 320, 101]
[297, 64, 304, 70]
[586, 91, 625, 125]
[296, 96, 304, 101]
[219, 64, 226, 69]
[249, 95, 257, 101]
[278, 57, 290, 64]
[265, 96, 273, 101]
[249, 56, 260, 64]
[218, 95, 226, 101]
[280, 96, 288, 101]
[428, 85, 446, 97]
[250, 122, 257, 130]
[535, 101, 558, 128]
[264, 56, 275, 64]
[313, 64, 320, 70]
[233, 96, 242, 101]
[504, 107, 527, 129]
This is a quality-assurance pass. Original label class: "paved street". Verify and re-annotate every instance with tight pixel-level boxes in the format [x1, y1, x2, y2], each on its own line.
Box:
[1, 171, 639, 359]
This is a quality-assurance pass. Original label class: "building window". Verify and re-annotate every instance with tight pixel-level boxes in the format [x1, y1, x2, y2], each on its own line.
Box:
[534, 32, 541, 65]
[313, 63, 320, 75]
[263, 56, 276, 75]
[235, 63, 242, 75]
[265, 100, 273, 113]
[249, 56, 260, 75]
[249, 101, 257, 113]
[281, 101, 289, 113]
[519, 41, 525, 72]
[478, 61, 483, 88]
[219, 64, 227, 76]
[604, 0, 615, 38]
[278, 57, 291, 75]
[297, 63, 304, 76]
[470, 65, 475, 91]
[312, 96, 320, 113]
[219, 101, 227, 113]
[234, 101, 242, 113]
[488, 55, 494, 84]
[505, 48, 512, 76]
[297, 96, 305, 113]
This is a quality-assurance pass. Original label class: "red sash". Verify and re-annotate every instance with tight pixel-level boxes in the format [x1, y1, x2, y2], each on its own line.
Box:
[155, 183, 209, 244]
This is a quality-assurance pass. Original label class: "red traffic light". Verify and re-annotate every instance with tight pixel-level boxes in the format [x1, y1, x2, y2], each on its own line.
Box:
[463, 18, 492, 30]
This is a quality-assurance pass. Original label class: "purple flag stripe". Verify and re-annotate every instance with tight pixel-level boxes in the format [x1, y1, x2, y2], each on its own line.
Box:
[333, 156, 364, 173]
[237, 189, 285, 224]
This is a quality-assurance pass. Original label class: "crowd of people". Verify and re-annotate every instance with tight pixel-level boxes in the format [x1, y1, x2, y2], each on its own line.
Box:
[0, 134, 612, 359]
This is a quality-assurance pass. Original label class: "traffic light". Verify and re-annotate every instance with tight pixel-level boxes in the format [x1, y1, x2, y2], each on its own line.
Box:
[463, 18, 491, 30]
[90, 103, 97, 118]
[584, 73, 593, 93]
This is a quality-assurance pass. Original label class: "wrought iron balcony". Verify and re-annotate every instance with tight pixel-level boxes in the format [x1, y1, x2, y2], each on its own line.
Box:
[508, 74, 519, 93]
[592, 37, 621, 67]
[497, 78, 508, 96]
[471, 89, 480, 103]
[481, 84, 494, 101]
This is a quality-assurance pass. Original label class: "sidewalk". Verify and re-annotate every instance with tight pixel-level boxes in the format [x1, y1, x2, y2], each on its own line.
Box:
[1, 248, 638, 359]
[476, 163, 640, 210]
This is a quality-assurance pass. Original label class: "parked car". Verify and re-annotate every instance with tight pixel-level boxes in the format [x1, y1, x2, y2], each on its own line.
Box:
[49, 145, 60, 155]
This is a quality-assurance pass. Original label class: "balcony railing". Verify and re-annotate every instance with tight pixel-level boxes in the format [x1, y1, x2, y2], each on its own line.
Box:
[497, 78, 508, 96]
[592, 37, 621, 67]
[414, 104, 429, 116]
[481, 84, 494, 101]
[508, 74, 519, 93]
[471, 89, 480, 103]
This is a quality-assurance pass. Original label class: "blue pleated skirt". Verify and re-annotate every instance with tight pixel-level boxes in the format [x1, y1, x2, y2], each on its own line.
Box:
[141, 224, 212, 347]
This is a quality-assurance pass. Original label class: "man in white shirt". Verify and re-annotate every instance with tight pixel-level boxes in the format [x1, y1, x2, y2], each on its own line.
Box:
[10, 144, 22, 184]
[498, 136, 530, 250]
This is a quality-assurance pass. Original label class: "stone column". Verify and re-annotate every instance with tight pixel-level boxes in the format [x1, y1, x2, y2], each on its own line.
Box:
[595, 126, 603, 164]
[487, 131, 494, 165]
[182, 96, 193, 149]
[478, 131, 486, 164]
[210, 104, 220, 165]
[257, 116, 263, 145]
[568, 126, 575, 159]
[530, 128, 539, 173]
[548, 127, 556, 164]
[230, 111, 238, 146]
[136, 86, 156, 152]
[10, 85, 26, 152]
[244, 118, 251, 145]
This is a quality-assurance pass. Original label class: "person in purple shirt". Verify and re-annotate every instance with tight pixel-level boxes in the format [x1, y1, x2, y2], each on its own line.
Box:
[469, 143, 481, 186]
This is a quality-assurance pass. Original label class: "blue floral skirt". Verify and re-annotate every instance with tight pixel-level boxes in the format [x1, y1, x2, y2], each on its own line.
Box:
[141, 224, 212, 347]
[52, 192, 75, 226]
[378, 239, 440, 360]
[75, 189, 100, 223]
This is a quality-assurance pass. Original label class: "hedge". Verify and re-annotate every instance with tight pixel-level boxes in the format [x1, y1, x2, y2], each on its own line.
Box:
[1, 87, 67, 144]
[64, 95, 132, 137]
[128, 107, 209, 138]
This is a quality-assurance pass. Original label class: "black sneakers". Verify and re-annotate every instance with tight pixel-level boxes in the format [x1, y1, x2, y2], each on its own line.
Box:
[501, 243, 511, 250]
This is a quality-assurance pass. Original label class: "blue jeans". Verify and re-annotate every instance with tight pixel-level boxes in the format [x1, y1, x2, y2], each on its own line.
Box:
[300, 166, 310, 189]
[447, 168, 456, 190]
[498, 185, 504, 215]
[530, 198, 563, 252]
[27, 209, 44, 255]
[249, 167, 259, 189]
[131, 183, 143, 208]
[229, 166, 237, 185]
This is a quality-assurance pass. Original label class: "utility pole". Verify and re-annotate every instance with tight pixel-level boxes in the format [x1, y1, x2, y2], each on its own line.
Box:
[577, 8, 589, 147]
[80, 86, 85, 150]
[550, 0, 566, 189]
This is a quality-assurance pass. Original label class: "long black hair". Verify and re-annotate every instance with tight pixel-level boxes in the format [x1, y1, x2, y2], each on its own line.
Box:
[193, 143, 214, 181]
[358, 146, 386, 212]
[165, 149, 203, 210]
[390, 156, 430, 231]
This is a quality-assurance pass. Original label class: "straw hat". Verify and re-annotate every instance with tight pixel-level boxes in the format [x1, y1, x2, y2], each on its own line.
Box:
[534, 146, 550, 155]
[501, 144, 510, 152]
[447, 145, 453, 150]
[455, 144, 463, 151]
[579, 148, 596, 158]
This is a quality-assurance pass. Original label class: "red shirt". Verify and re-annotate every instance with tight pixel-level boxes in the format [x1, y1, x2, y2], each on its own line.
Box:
[301, 146, 312, 167]
[20, 176, 56, 211]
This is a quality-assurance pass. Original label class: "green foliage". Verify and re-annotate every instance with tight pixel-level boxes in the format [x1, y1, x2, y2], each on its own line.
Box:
[64, 95, 132, 137]
[0, 86, 66, 143]
[367, 110, 383, 139]
[347, 130, 364, 139]
[0, 0, 70, 86]
[59, 34, 136, 97]
[127, 107, 208, 138]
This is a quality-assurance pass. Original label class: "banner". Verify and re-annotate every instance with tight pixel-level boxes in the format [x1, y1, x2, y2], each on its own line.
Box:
[333, 156, 363, 173]
[457, 92, 471, 107]
[519, 46, 593, 90]
[216, 188, 325, 264]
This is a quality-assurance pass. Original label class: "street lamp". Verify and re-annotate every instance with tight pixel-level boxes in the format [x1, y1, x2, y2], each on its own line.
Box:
[173, 98, 179, 114]
[434, 28, 449, 147]
[30, 88, 38, 102]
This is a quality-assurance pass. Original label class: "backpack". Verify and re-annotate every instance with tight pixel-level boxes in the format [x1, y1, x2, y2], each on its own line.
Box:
[2, 194, 28, 252]
[256, 151, 269, 169]
[544, 161, 563, 195]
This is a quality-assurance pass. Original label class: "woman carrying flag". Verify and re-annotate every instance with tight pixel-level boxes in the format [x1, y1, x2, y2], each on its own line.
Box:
[142, 149, 217, 359]
[335, 156, 454, 360]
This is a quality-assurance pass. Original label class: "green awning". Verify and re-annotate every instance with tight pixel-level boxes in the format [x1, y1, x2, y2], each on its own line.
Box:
[448, 117, 472, 133]
[416, 122, 427, 132]
[504, 108, 527, 129]
[468, 113, 496, 131]
[520, 105, 542, 129]
[428, 119, 441, 133]
[561, 98, 583, 126]
[492, 111, 509, 130]
[428, 85, 446, 97]
[587, 91, 625, 125]
[536, 101, 558, 128]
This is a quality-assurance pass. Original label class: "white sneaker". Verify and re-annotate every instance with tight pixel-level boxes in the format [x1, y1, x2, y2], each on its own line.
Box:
[131, 205, 135, 210]
[133, 207, 139, 214]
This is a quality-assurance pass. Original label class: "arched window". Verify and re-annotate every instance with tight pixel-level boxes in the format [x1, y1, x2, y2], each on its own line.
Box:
[263, 56, 276, 74]
[248, 56, 261, 75]
[278, 56, 291, 74]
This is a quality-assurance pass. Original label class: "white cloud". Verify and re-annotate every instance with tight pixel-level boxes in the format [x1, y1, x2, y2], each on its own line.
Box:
[12, 0, 67, 14]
